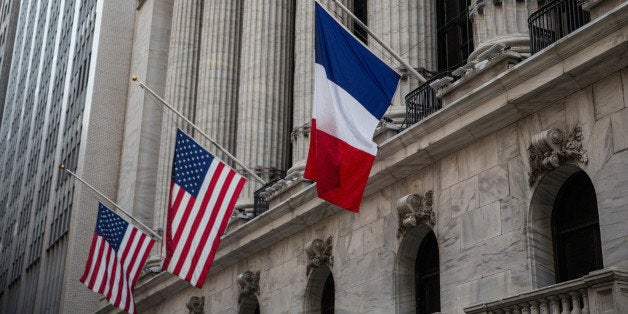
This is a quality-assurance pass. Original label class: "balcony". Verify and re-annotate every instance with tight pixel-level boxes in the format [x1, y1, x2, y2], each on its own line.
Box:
[403, 72, 452, 128]
[528, 0, 591, 54]
[464, 268, 628, 314]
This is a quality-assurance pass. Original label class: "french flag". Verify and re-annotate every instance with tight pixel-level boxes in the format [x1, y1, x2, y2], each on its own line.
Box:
[304, 3, 399, 212]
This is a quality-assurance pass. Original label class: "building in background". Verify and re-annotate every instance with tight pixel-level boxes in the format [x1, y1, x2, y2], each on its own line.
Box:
[0, 0, 21, 121]
[0, 0, 136, 312]
[0, 0, 626, 313]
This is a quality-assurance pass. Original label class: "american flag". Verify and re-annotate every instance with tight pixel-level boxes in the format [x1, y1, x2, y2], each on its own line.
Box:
[161, 129, 246, 287]
[80, 203, 155, 313]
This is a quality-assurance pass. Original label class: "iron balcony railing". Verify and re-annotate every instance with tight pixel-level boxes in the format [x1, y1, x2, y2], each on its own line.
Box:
[253, 178, 282, 217]
[403, 71, 451, 128]
[528, 0, 590, 54]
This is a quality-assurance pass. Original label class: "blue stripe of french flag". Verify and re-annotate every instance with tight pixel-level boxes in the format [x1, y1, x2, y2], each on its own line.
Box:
[304, 3, 399, 212]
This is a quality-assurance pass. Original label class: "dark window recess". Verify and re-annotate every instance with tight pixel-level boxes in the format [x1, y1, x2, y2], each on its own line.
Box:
[321, 273, 335, 314]
[416, 230, 440, 314]
[353, 0, 368, 44]
[436, 0, 474, 72]
[552, 171, 603, 283]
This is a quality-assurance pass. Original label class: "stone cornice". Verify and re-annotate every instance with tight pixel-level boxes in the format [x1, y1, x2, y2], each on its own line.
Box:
[119, 4, 627, 312]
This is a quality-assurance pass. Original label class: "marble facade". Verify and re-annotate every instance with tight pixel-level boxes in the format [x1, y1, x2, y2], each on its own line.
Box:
[105, 0, 627, 313]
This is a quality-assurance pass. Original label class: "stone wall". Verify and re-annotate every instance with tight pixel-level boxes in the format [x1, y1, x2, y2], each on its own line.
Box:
[136, 65, 626, 313]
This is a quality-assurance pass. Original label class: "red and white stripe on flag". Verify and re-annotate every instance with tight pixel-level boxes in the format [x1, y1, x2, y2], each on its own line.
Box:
[161, 129, 246, 288]
[81, 203, 156, 314]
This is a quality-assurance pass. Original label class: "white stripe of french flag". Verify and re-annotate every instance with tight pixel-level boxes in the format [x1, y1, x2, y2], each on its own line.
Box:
[304, 3, 399, 212]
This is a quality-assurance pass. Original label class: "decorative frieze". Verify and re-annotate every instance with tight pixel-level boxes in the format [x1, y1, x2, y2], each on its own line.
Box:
[527, 127, 588, 186]
[305, 236, 333, 276]
[237, 271, 260, 303]
[186, 296, 205, 314]
[397, 191, 435, 238]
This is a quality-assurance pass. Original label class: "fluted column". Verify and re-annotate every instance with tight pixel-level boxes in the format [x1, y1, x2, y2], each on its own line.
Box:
[196, 0, 242, 158]
[236, 0, 295, 207]
[290, 0, 355, 175]
[469, 0, 539, 60]
[368, 0, 437, 122]
[154, 0, 203, 219]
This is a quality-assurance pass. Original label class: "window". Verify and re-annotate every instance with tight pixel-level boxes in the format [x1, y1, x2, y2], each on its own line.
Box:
[321, 273, 335, 314]
[552, 170, 603, 282]
[436, 0, 474, 71]
[352, 0, 368, 44]
[415, 230, 440, 314]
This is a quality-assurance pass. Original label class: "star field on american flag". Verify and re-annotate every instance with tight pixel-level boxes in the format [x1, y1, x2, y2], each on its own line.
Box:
[172, 130, 213, 197]
[95, 203, 129, 252]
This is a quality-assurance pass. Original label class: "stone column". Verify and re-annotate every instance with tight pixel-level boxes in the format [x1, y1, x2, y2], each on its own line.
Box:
[290, 0, 353, 175]
[154, 0, 203, 217]
[196, 0, 242, 157]
[236, 0, 295, 207]
[369, 0, 437, 123]
[468, 0, 538, 61]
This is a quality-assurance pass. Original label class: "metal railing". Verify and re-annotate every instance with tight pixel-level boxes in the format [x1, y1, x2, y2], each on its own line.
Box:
[528, 0, 590, 54]
[253, 178, 282, 217]
[403, 72, 451, 128]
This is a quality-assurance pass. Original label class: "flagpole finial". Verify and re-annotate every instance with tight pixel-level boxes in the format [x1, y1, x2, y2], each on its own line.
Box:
[131, 76, 137, 81]
[59, 164, 65, 170]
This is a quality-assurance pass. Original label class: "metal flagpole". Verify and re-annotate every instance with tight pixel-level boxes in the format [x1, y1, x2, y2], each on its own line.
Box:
[60, 164, 163, 241]
[328, 0, 427, 84]
[132, 76, 268, 185]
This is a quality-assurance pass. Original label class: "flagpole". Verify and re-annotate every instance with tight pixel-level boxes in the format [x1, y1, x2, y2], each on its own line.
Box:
[60, 164, 163, 241]
[328, 0, 427, 84]
[131, 76, 268, 185]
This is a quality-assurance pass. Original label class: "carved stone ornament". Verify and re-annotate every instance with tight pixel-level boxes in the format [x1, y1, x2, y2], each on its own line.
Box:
[237, 270, 260, 303]
[305, 236, 333, 276]
[397, 191, 435, 238]
[186, 296, 205, 314]
[527, 127, 588, 187]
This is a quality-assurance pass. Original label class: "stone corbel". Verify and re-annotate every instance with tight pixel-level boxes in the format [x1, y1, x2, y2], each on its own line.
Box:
[469, 0, 485, 17]
[186, 296, 205, 314]
[290, 123, 311, 142]
[237, 271, 260, 303]
[527, 126, 588, 186]
[305, 236, 333, 276]
[396, 191, 435, 238]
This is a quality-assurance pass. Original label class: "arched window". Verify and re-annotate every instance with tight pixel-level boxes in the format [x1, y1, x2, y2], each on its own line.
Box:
[552, 170, 603, 282]
[415, 230, 440, 314]
[305, 265, 334, 313]
[321, 273, 335, 314]
[238, 294, 260, 314]
[395, 224, 441, 313]
[436, 0, 474, 71]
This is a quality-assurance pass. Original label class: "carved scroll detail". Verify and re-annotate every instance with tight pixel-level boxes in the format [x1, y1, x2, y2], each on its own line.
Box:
[397, 191, 435, 238]
[186, 296, 205, 314]
[527, 127, 588, 186]
[237, 271, 260, 303]
[305, 236, 333, 276]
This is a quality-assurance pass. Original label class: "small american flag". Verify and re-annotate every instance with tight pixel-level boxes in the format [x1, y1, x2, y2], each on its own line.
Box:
[80, 203, 155, 313]
[161, 129, 246, 287]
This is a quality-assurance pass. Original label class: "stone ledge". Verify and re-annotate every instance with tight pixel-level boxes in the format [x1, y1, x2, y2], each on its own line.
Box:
[464, 267, 628, 313]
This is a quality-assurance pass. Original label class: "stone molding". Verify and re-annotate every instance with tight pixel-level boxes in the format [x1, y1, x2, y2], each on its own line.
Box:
[290, 123, 311, 142]
[237, 271, 260, 303]
[186, 296, 205, 314]
[527, 127, 588, 187]
[396, 191, 435, 238]
[305, 236, 333, 276]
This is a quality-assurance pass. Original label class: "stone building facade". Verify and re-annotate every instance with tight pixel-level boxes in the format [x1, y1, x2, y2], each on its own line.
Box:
[0, 0, 625, 313]
[110, 0, 626, 313]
